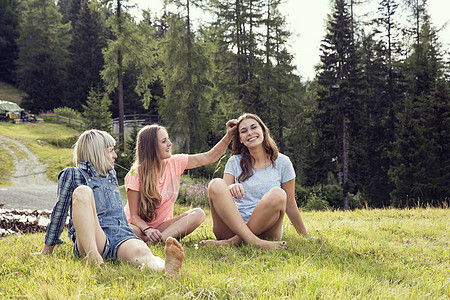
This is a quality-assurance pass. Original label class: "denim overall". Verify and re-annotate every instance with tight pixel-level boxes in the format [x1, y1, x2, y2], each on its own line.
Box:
[72, 168, 137, 261]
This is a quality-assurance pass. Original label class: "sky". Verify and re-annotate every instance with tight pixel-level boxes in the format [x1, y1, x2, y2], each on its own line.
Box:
[130, 0, 450, 80]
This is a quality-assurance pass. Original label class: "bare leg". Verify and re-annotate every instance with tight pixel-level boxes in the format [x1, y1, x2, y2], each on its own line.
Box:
[158, 208, 206, 242]
[202, 179, 286, 250]
[211, 187, 286, 246]
[117, 237, 184, 276]
[72, 186, 107, 265]
[116, 238, 165, 272]
[129, 209, 205, 244]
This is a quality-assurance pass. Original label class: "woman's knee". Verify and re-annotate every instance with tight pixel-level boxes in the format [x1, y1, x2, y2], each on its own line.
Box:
[208, 178, 227, 197]
[208, 178, 225, 190]
[263, 187, 287, 208]
[72, 185, 94, 206]
[190, 208, 206, 225]
[118, 239, 153, 262]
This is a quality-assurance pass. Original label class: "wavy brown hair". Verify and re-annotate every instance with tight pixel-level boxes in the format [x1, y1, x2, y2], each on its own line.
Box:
[132, 124, 166, 222]
[231, 113, 278, 182]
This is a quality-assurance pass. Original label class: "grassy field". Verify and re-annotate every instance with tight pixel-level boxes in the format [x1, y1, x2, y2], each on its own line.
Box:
[0, 122, 80, 182]
[0, 120, 449, 299]
[0, 207, 448, 299]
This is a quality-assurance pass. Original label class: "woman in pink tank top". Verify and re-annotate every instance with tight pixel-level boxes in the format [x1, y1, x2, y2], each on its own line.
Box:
[124, 120, 237, 244]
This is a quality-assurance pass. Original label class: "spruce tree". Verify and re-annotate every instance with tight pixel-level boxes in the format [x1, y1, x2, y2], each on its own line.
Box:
[82, 87, 112, 132]
[16, 0, 71, 112]
[389, 18, 449, 206]
[157, 8, 212, 153]
[0, 0, 20, 83]
[260, 0, 302, 152]
[65, 0, 107, 110]
[314, 0, 362, 209]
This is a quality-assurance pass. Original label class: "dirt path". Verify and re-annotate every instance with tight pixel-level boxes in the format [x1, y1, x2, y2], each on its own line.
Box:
[0, 134, 57, 211]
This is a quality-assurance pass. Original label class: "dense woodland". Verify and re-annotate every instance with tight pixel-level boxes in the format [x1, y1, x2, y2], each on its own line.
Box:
[0, 0, 448, 208]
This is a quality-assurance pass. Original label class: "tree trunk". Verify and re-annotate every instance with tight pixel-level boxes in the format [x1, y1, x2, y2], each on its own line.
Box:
[117, 0, 124, 151]
[342, 112, 349, 210]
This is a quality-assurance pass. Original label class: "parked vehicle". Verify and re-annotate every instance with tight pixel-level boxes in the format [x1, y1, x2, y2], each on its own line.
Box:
[0, 100, 43, 123]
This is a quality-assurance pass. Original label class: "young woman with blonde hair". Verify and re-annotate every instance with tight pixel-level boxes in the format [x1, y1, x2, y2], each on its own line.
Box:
[124, 120, 237, 244]
[38, 130, 184, 276]
[201, 113, 308, 250]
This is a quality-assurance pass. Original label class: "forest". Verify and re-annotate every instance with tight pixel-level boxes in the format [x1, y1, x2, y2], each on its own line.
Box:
[0, 0, 448, 209]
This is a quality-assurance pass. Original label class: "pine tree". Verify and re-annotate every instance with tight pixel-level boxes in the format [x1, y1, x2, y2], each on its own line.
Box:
[16, 0, 71, 112]
[389, 18, 449, 206]
[82, 87, 112, 132]
[260, 0, 302, 152]
[101, 0, 146, 150]
[65, 0, 107, 110]
[0, 0, 20, 83]
[356, 32, 394, 207]
[210, 0, 265, 116]
[314, 0, 362, 209]
[58, 0, 82, 26]
[157, 5, 212, 152]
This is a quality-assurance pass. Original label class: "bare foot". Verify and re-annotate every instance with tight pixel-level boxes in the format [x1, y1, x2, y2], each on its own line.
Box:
[253, 239, 287, 250]
[85, 251, 105, 265]
[164, 237, 184, 277]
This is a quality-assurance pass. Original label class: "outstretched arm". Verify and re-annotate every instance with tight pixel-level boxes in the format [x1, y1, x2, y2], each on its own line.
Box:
[38, 168, 78, 255]
[186, 119, 237, 169]
[282, 179, 308, 236]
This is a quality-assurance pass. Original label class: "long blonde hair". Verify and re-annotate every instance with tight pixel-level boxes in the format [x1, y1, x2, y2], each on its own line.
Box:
[232, 113, 278, 182]
[133, 124, 166, 222]
[74, 130, 116, 176]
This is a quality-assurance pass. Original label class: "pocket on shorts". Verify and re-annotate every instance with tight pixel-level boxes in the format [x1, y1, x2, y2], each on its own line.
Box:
[100, 218, 119, 237]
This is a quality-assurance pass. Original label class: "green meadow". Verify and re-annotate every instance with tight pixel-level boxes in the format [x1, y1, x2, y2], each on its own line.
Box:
[0, 123, 448, 299]
[0, 207, 449, 299]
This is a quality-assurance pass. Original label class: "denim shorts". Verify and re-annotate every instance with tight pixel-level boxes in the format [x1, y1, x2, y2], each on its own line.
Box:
[73, 220, 138, 261]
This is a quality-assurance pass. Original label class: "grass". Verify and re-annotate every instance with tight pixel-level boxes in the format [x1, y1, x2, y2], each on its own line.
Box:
[0, 81, 27, 105]
[0, 145, 13, 185]
[0, 122, 449, 298]
[0, 122, 80, 181]
[0, 207, 449, 299]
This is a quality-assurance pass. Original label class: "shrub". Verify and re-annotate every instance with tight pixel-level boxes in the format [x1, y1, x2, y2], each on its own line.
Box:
[321, 184, 344, 208]
[54, 107, 83, 121]
[188, 154, 229, 179]
[349, 192, 364, 209]
[304, 192, 330, 211]
[44, 135, 79, 148]
[114, 149, 134, 186]
[295, 185, 309, 207]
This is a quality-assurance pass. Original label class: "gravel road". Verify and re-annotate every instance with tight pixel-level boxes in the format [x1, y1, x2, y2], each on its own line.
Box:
[0, 134, 57, 211]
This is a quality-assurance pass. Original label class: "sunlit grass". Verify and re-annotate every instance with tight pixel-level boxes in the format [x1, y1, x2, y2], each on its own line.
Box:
[1, 207, 448, 299]
[1, 122, 449, 298]
[0, 145, 13, 185]
[0, 122, 79, 181]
